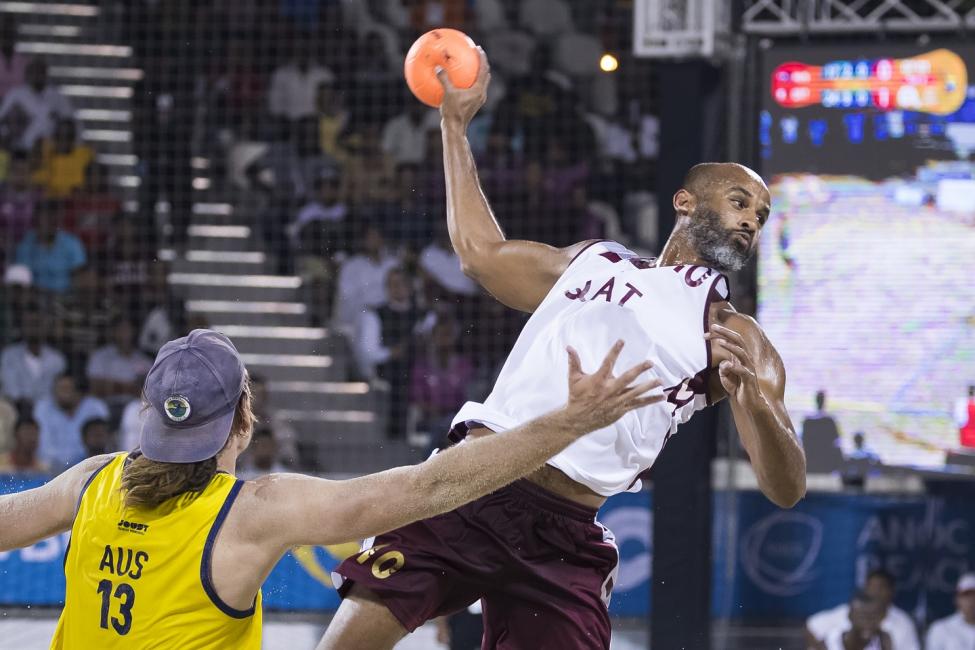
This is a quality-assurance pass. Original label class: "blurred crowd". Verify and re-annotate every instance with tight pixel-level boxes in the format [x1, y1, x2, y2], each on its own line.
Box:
[0, 3, 971, 646]
[193, 0, 659, 450]
[0, 0, 661, 476]
[803, 569, 975, 650]
[0, 7, 186, 475]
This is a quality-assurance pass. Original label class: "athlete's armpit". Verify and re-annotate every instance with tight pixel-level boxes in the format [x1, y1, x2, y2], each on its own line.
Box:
[462, 239, 598, 313]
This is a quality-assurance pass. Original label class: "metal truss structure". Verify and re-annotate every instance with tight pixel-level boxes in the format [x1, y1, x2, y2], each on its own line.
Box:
[633, 0, 734, 59]
[634, 1, 975, 59]
[742, 0, 975, 35]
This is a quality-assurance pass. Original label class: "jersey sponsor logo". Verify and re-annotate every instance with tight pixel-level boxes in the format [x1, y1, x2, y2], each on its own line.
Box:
[164, 395, 191, 422]
[117, 519, 149, 535]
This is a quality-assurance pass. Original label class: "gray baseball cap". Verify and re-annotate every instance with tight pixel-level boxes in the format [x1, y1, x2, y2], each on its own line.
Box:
[140, 329, 246, 463]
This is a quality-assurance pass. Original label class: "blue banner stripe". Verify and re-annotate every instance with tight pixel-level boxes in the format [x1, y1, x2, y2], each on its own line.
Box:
[1, 476, 971, 624]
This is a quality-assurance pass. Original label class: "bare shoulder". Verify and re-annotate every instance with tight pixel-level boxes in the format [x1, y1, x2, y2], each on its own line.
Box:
[216, 474, 289, 552]
[232, 473, 291, 516]
[66, 453, 122, 493]
[465, 238, 604, 313]
[714, 306, 788, 400]
[236, 472, 326, 501]
[713, 303, 761, 339]
[41, 453, 122, 520]
[228, 472, 335, 546]
[80, 452, 123, 471]
[507, 238, 602, 277]
[562, 239, 604, 262]
[714, 305, 780, 359]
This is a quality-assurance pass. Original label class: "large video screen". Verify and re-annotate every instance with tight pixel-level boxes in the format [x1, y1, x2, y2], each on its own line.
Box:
[758, 43, 975, 473]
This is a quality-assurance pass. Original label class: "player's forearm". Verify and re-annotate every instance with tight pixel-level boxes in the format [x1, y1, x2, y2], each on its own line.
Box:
[0, 487, 71, 551]
[732, 393, 806, 508]
[365, 411, 579, 538]
[275, 412, 581, 546]
[0, 493, 26, 551]
[441, 119, 505, 276]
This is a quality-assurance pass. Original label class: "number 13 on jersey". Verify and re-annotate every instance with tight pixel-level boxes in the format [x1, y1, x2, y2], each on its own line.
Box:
[97, 579, 135, 635]
[94, 543, 147, 635]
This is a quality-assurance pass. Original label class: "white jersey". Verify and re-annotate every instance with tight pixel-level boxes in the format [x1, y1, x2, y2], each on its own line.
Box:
[808, 604, 920, 650]
[925, 612, 975, 650]
[451, 240, 729, 496]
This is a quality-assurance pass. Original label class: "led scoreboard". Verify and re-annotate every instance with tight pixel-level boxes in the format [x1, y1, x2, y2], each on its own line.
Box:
[758, 43, 975, 473]
[771, 49, 967, 115]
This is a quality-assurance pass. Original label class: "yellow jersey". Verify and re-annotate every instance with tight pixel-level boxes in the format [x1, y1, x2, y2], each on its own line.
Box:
[51, 454, 263, 649]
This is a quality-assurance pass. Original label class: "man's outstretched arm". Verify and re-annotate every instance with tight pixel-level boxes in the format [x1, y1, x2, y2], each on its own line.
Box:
[707, 311, 806, 508]
[437, 48, 592, 313]
[252, 341, 662, 549]
[0, 453, 119, 552]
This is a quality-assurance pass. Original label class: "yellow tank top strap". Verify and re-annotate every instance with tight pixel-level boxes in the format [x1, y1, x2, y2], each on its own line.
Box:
[62, 454, 126, 567]
[200, 476, 257, 618]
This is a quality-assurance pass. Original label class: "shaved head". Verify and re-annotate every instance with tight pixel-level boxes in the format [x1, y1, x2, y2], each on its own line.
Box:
[672, 162, 771, 272]
[682, 162, 767, 197]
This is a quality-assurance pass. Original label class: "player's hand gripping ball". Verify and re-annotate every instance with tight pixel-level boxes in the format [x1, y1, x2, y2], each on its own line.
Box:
[404, 28, 480, 107]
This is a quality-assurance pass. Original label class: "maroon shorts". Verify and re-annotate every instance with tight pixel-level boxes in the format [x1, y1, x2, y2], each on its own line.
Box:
[333, 479, 620, 649]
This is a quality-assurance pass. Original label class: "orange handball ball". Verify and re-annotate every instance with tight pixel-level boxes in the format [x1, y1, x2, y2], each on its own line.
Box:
[404, 28, 479, 108]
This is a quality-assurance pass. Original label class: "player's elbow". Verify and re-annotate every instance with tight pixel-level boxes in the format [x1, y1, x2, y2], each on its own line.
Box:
[771, 489, 804, 510]
[757, 457, 806, 508]
[767, 474, 806, 509]
[458, 259, 482, 281]
[453, 238, 501, 282]
[456, 245, 493, 282]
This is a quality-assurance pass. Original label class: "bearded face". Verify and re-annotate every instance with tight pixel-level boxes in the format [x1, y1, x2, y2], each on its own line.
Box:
[685, 206, 753, 272]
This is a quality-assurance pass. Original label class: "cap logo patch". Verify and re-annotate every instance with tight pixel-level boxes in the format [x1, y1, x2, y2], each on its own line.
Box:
[164, 395, 191, 422]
